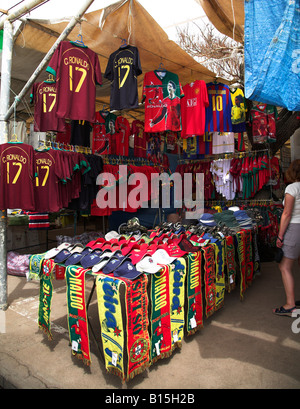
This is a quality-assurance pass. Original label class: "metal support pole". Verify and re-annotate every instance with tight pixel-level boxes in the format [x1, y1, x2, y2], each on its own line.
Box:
[0, 20, 13, 311]
[0, 0, 48, 30]
[0, 0, 95, 310]
[4, 0, 95, 121]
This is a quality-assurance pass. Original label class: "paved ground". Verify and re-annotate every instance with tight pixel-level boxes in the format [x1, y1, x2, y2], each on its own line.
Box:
[0, 261, 300, 390]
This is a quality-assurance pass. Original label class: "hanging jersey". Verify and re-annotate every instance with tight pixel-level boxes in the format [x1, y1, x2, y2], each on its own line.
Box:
[30, 81, 65, 133]
[70, 120, 91, 147]
[34, 149, 65, 212]
[212, 132, 235, 154]
[205, 82, 233, 132]
[46, 41, 102, 123]
[132, 120, 146, 158]
[230, 87, 247, 132]
[198, 133, 212, 156]
[0, 143, 37, 210]
[181, 80, 209, 137]
[56, 122, 71, 145]
[92, 111, 110, 155]
[182, 136, 198, 159]
[104, 112, 118, 155]
[165, 131, 179, 154]
[104, 45, 142, 110]
[143, 70, 184, 133]
[249, 103, 278, 143]
[115, 116, 130, 156]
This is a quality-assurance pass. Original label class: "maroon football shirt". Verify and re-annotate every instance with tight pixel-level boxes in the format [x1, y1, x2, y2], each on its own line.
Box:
[34, 149, 65, 212]
[0, 143, 36, 210]
[46, 41, 102, 122]
[30, 81, 66, 132]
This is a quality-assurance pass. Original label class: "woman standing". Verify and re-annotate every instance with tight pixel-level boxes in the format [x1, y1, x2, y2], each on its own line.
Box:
[274, 159, 300, 316]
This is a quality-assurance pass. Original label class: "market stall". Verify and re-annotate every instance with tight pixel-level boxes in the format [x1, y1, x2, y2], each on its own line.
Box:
[1, 0, 291, 384]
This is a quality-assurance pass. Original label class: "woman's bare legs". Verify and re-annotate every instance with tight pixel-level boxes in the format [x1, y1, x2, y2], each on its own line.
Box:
[278, 256, 296, 309]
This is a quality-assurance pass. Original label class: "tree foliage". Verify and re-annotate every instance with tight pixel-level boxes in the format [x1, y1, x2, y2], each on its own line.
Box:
[176, 22, 243, 85]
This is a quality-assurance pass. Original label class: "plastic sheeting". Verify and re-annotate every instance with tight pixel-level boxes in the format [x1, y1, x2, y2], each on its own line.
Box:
[244, 0, 300, 111]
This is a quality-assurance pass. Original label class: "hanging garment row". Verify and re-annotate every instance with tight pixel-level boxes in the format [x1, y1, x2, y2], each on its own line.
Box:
[175, 150, 280, 201]
[30, 41, 279, 165]
[0, 142, 102, 213]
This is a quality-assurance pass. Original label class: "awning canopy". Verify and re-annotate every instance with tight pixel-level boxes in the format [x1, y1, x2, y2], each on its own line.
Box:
[196, 0, 244, 44]
[7, 0, 218, 121]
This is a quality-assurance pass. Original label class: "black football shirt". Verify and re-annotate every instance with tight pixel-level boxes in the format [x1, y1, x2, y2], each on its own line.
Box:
[104, 45, 142, 110]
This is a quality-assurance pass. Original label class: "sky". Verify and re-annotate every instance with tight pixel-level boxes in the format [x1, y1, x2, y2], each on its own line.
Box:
[1, 0, 208, 41]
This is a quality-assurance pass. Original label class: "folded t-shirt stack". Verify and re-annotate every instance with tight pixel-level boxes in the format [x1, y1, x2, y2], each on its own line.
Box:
[233, 210, 253, 229]
[213, 210, 240, 230]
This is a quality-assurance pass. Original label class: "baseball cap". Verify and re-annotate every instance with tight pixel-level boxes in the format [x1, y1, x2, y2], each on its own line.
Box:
[91, 249, 122, 273]
[64, 246, 93, 266]
[101, 252, 125, 275]
[120, 242, 141, 256]
[44, 242, 73, 260]
[136, 255, 163, 274]
[86, 237, 106, 248]
[152, 249, 176, 265]
[164, 243, 187, 257]
[113, 259, 143, 280]
[126, 247, 149, 265]
[177, 237, 201, 253]
[80, 248, 104, 269]
[54, 244, 84, 264]
[105, 230, 120, 241]
[199, 213, 217, 226]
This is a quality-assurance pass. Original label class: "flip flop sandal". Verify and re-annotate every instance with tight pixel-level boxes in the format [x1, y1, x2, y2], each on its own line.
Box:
[273, 306, 297, 317]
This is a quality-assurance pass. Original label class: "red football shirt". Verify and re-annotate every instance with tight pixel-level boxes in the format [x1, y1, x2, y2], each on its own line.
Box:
[46, 41, 102, 122]
[0, 143, 37, 210]
[142, 70, 184, 133]
[132, 120, 147, 158]
[181, 80, 209, 137]
[115, 116, 130, 156]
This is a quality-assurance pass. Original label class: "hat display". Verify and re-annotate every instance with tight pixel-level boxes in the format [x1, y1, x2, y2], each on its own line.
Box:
[151, 249, 176, 265]
[164, 243, 187, 257]
[105, 230, 120, 241]
[198, 213, 217, 227]
[54, 244, 84, 264]
[80, 248, 104, 269]
[91, 249, 122, 273]
[44, 242, 73, 260]
[136, 256, 163, 274]
[113, 260, 143, 280]
[64, 246, 93, 266]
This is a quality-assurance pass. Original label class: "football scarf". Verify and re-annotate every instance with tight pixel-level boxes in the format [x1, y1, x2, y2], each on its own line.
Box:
[38, 259, 55, 340]
[65, 266, 91, 366]
[244, 229, 254, 286]
[121, 274, 150, 380]
[169, 258, 186, 349]
[252, 230, 261, 278]
[185, 251, 203, 335]
[225, 235, 236, 292]
[236, 231, 247, 300]
[213, 240, 225, 311]
[29, 252, 46, 280]
[149, 265, 172, 364]
[96, 274, 125, 379]
[201, 245, 216, 318]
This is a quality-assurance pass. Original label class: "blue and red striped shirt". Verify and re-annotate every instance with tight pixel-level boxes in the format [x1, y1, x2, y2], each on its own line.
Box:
[205, 82, 233, 132]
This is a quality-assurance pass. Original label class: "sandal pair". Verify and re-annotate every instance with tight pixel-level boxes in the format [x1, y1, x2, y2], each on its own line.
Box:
[273, 305, 297, 317]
